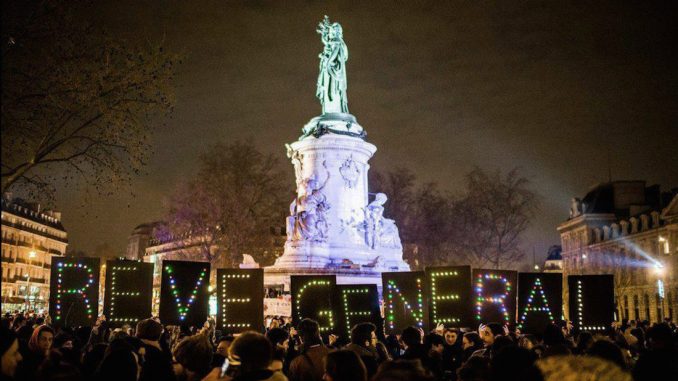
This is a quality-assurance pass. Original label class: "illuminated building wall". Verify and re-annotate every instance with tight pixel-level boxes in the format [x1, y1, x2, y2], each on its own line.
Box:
[1, 196, 68, 313]
[559, 183, 677, 323]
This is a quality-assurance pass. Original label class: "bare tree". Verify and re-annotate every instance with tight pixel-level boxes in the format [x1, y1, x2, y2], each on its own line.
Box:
[1, 1, 176, 198]
[163, 141, 289, 268]
[371, 166, 537, 269]
[454, 168, 538, 269]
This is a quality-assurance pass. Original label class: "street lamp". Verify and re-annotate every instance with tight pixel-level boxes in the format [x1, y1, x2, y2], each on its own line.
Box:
[534, 264, 540, 271]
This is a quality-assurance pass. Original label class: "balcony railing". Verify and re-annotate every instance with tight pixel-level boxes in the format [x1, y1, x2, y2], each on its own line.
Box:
[1, 256, 14, 263]
[0, 220, 68, 244]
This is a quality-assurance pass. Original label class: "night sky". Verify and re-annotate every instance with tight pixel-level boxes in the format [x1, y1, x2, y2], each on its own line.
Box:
[52, 1, 677, 264]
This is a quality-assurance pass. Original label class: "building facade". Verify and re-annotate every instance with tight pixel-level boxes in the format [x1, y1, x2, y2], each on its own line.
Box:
[558, 181, 677, 323]
[1, 196, 68, 312]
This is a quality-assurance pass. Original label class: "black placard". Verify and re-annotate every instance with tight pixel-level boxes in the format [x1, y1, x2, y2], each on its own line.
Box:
[49, 257, 101, 327]
[517, 273, 562, 334]
[159, 260, 210, 326]
[103, 260, 154, 327]
[216, 268, 264, 333]
[426, 266, 473, 328]
[472, 269, 518, 326]
[382, 271, 429, 334]
[335, 284, 382, 340]
[290, 275, 337, 333]
[568, 275, 614, 332]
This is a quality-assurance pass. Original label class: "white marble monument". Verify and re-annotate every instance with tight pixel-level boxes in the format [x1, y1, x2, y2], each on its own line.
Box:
[264, 16, 409, 290]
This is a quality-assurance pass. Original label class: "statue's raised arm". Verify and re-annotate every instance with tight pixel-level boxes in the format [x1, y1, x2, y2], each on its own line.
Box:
[316, 15, 349, 114]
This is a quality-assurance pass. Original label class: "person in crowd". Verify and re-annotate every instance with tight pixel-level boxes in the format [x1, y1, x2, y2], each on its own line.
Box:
[16, 324, 54, 381]
[489, 345, 541, 381]
[586, 339, 627, 370]
[373, 359, 434, 381]
[35, 349, 83, 381]
[441, 328, 462, 380]
[423, 333, 444, 379]
[471, 323, 503, 358]
[288, 319, 331, 381]
[383, 334, 401, 360]
[541, 323, 572, 357]
[266, 328, 290, 374]
[1, 325, 23, 380]
[173, 333, 213, 381]
[136, 318, 176, 381]
[457, 356, 490, 381]
[323, 350, 366, 381]
[573, 331, 593, 355]
[229, 331, 287, 381]
[344, 322, 380, 378]
[82, 343, 108, 378]
[461, 332, 484, 363]
[95, 338, 143, 381]
[212, 335, 235, 368]
[632, 323, 678, 381]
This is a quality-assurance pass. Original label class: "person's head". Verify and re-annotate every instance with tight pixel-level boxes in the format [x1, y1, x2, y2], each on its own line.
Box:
[229, 332, 272, 373]
[458, 356, 490, 381]
[576, 331, 594, 350]
[444, 328, 459, 346]
[490, 345, 541, 381]
[518, 334, 538, 350]
[28, 324, 54, 354]
[135, 319, 163, 342]
[586, 339, 626, 370]
[400, 326, 422, 349]
[1, 326, 22, 378]
[425, 333, 445, 354]
[324, 350, 367, 381]
[266, 328, 290, 350]
[351, 322, 377, 348]
[373, 359, 433, 381]
[97, 338, 142, 381]
[542, 323, 566, 347]
[298, 318, 322, 347]
[173, 334, 213, 378]
[462, 332, 483, 350]
[216, 335, 234, 357]
[646, 323, 673, 350]
[53, 332, 74, 350]
[480, 323, 503, 346]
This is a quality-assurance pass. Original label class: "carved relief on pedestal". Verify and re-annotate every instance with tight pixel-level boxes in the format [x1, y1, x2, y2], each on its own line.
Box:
[286, 162, 331, 243]
[339, 156, 360, 189]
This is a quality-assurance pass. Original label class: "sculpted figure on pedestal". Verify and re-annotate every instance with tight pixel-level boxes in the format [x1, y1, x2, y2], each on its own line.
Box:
[286, 168, 331, 243]
[364, 193, 403, 250]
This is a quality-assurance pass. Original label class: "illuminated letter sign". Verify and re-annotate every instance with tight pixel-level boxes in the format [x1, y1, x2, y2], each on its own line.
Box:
[335, 284, 381, 338]
[472, 269, 517, 324]
[103, 260, 153, 326]
[159, 260, 210, 325]
[517, 272, 562, 333]
[49, 257, 101, 326]
[290, 275, 337, 332]
[426, 266, 473, 327]
[217, 269, 264, 333]
[382, 271, 429, 334]
[568, 275, 614, 331]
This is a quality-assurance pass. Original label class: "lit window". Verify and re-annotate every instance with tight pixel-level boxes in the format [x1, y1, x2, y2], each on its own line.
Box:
[658, 236, 669, 255]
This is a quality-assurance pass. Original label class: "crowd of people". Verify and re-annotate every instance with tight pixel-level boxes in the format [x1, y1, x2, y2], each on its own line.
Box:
[2, 311, 677, 381]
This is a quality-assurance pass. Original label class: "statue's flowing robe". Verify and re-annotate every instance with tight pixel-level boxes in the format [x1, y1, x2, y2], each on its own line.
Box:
[317, 40, 348, 114]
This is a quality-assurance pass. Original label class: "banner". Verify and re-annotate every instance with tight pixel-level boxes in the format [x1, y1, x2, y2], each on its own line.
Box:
[103, 260, 154, 327]
[517, 272, 562, 334]
[472, 269, 517, 326]
[568, 275, 614, 332]
[426, 266, 473, 328]
[335, 284, 382, 339]
[159, 260, 210, 326]
[49, 257, 101, 327]
[264, 296, 292, 317]
[216, 268, 264, 333]
[290, 275, 337, 332]
[382, 271, 429, 334]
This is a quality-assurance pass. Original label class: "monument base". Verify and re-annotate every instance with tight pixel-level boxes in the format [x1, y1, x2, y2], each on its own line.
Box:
[264, 266, 386, 293]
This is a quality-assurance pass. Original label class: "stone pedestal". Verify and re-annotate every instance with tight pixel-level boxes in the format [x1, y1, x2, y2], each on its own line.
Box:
[265, 114, 409, 290]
